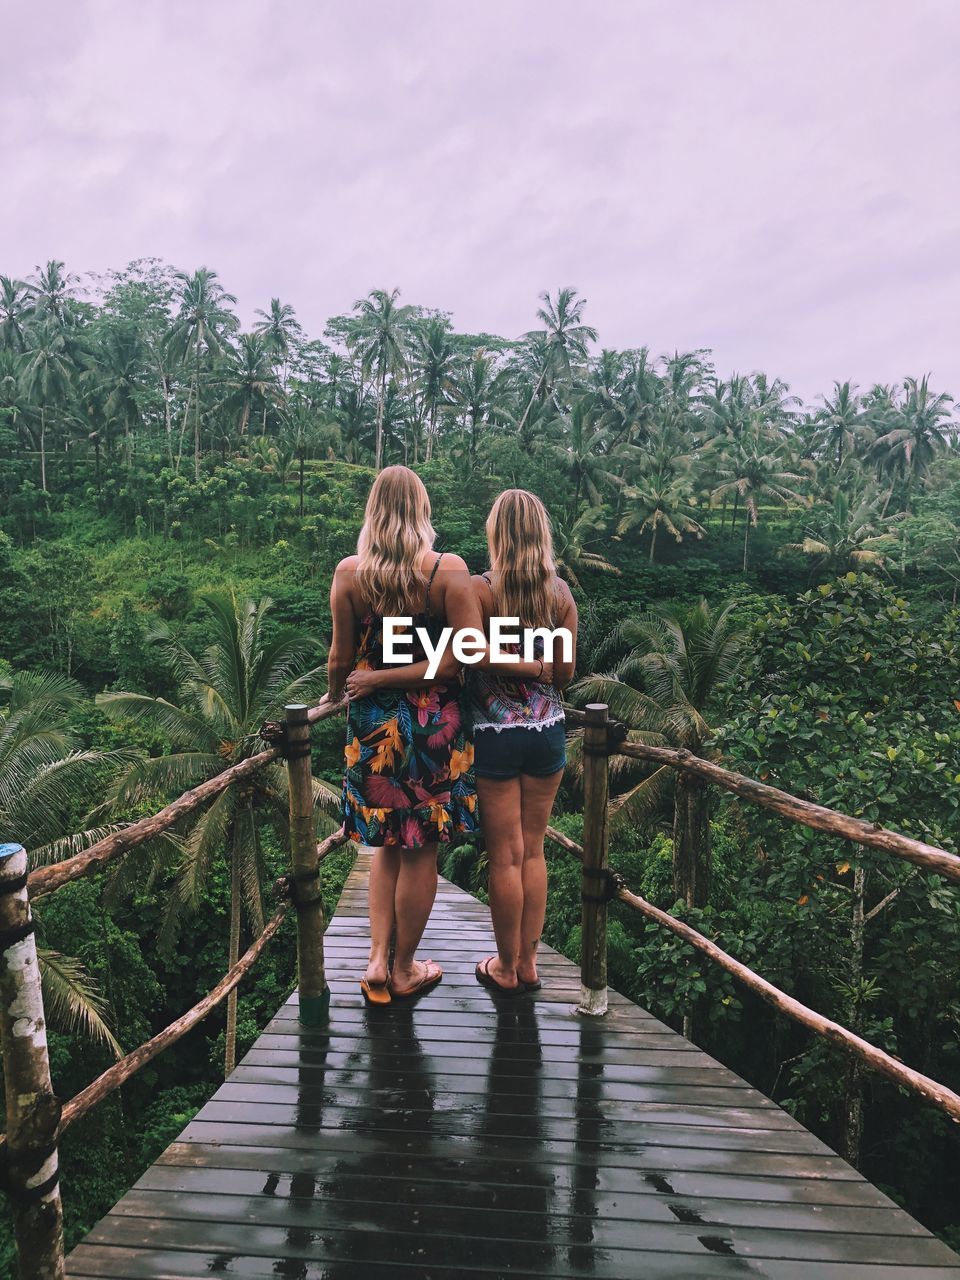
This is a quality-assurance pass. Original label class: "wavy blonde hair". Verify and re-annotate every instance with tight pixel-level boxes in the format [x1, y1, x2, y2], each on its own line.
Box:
[485, 489, 558, 630]
[356, 466, 436, 616]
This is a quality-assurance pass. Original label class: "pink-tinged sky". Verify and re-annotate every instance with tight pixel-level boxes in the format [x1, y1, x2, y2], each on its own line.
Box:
[2, 0, 958, 403]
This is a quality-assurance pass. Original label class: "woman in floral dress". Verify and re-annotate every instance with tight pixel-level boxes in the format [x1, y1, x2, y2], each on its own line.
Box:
[326, 468, 548, 1004]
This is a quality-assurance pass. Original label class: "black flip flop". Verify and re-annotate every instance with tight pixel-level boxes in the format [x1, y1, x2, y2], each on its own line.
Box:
[475, 957, 520, 995]
[390, 961, 443, 1000]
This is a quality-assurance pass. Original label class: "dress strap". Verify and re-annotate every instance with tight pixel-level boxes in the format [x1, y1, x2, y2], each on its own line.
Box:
[425, 553, 444, 612]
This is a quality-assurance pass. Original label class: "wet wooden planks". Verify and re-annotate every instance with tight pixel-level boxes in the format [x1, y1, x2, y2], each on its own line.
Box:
[69, 851, 960, 1279]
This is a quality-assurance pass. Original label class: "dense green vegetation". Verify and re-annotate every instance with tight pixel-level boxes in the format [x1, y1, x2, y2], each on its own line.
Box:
[1, 260, 959, 1262]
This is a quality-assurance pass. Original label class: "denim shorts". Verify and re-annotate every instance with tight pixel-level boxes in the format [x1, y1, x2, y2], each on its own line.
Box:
[473, 721, 567, 780]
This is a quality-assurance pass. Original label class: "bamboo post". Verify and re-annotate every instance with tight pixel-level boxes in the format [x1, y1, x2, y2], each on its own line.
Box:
[0, 844, 65, 1280]
[285, 705, 329, 1026]
[578, 704, 610, 1017]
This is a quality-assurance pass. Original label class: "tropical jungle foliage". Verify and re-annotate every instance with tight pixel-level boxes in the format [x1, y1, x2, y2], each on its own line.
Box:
[1, 259, 959, 1264]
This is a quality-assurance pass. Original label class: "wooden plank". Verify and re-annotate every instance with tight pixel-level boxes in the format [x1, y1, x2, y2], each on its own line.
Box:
[67, 851, 960, 1278]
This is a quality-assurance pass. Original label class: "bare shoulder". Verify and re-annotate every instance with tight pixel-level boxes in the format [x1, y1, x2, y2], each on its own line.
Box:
[555, 578, 578, 616]
[331, 555, 359, 596]
[434, 551, 470, 574]
[555, 575, 576, 606]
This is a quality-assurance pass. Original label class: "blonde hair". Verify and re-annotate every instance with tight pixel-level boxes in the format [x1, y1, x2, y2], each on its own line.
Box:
[356, 466, 436, 616]
[485, 489, 558, 630]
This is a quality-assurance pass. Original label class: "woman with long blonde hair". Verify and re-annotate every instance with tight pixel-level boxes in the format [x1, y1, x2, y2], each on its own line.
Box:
[470, 489, 578, 994]
[326, 468, 546, 1003]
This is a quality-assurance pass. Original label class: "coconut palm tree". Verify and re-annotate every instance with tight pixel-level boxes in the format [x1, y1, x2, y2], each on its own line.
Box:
[221, 333, 279, 442]
[0, 276, 33, 353]
[28, 260, 79, 328]
[574, 600, 747, 907]
[871, 375, 954, 506]
[516, 287, 597, 433]
[816, 382, 866, 468]
[281, 405, 341, 515]
[0, 667, 143, 1054]
[166, 268, 238, 479]
[552, 509, 620, 588]
[450, 351, 508, 464]
[782, 488, 904, 573]
[254, 298, 302, 394]
[618, 475, 705, 562]
[19, 319, 76, 491]
[597, 346, 661, 447]
[411, 318, 456, 462]
[711, 425, 807, 571]
[347, 288, 413, 470]
[96, 593, 336, 1076]
[549, 398, 628, 518]
[91, 323, 145, 464]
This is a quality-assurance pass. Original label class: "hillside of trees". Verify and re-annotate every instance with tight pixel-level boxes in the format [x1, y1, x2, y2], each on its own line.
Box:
[1, 259, 959, 1264]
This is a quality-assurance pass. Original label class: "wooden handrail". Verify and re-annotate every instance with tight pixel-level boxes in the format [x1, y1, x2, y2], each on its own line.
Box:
[1, 828, 351, 1149]
[27, 697, 347, 900]
[565, 704, 960, 882]
[544, 825, 960, 1125]
[612, 740, 960, 884]
[59, 902, 289, 1133]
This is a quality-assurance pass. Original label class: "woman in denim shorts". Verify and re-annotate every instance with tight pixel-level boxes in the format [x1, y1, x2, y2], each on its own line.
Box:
[469, 490, 578, 994]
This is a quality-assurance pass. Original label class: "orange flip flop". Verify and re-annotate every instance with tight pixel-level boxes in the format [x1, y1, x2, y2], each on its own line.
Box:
[360, 977, 392, 1005]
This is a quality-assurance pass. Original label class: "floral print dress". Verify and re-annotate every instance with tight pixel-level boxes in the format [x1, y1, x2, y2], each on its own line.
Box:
[341, 569, 479, 848]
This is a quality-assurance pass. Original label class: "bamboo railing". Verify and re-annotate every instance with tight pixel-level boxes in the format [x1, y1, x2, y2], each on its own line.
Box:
[559, 703, 960, 1127]
[0, 698, 347, 1280]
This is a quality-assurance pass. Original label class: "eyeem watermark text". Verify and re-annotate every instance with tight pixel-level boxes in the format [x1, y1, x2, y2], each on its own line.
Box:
[382, 617, 573, 679]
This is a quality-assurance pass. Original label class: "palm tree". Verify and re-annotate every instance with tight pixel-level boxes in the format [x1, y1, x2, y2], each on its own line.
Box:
[618, 476, 704, 562]
[281, 406, 341, 515]
[166, 268, 238, 479]
[28, 260, 79, 328]
[711, 425, 807, 571]
[549, 398, 627, 518]
[575, 600, 747, 907]
[347, 288, 413, 470]
[816, 382, 865, 467]
[0, 276, 33, 353]
[450, 352, 508, 464]
[19, 319, 75, 491]
[221, 333, 279, 443]
[552, 509, 620, 588]
[516, 287, 597, 433]
[411, 318, 456, 462]
[782, 488, 904, 573]
[254, 298, 302, 394]
[93, 323, 145, 465]
[0, 667, 141, 1054]
[871, 375, 954, 506]
[596, 346, 660, 447]
[96, 593, 336, 1076]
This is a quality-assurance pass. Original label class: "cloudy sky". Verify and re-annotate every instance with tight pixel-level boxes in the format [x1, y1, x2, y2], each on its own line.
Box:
[3, 0, 958, 403]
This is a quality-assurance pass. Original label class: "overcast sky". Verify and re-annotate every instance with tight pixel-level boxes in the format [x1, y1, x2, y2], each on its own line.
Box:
[3, 0, 958, 404]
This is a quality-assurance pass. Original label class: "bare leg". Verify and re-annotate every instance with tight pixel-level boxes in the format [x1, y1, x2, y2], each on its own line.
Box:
[390, 842, 441, 992]
[365, 845, 401, 984]
[476, 776, 524, 988]
[517, 770, 564, 985]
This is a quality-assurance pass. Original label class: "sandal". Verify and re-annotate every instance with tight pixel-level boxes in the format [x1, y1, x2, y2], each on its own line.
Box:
[519, 978, 542, 992]
[360, 976, 392, 1005]
[475, 956, 520, 995]
[390, 960, 443, 1000]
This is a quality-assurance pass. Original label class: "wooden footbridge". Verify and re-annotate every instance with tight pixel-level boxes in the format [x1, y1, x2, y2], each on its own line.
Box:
[2, 702, 960, 1279]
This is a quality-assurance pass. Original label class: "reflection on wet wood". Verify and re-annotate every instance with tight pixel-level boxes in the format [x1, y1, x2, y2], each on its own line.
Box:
[68, 852, 960, 1278]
